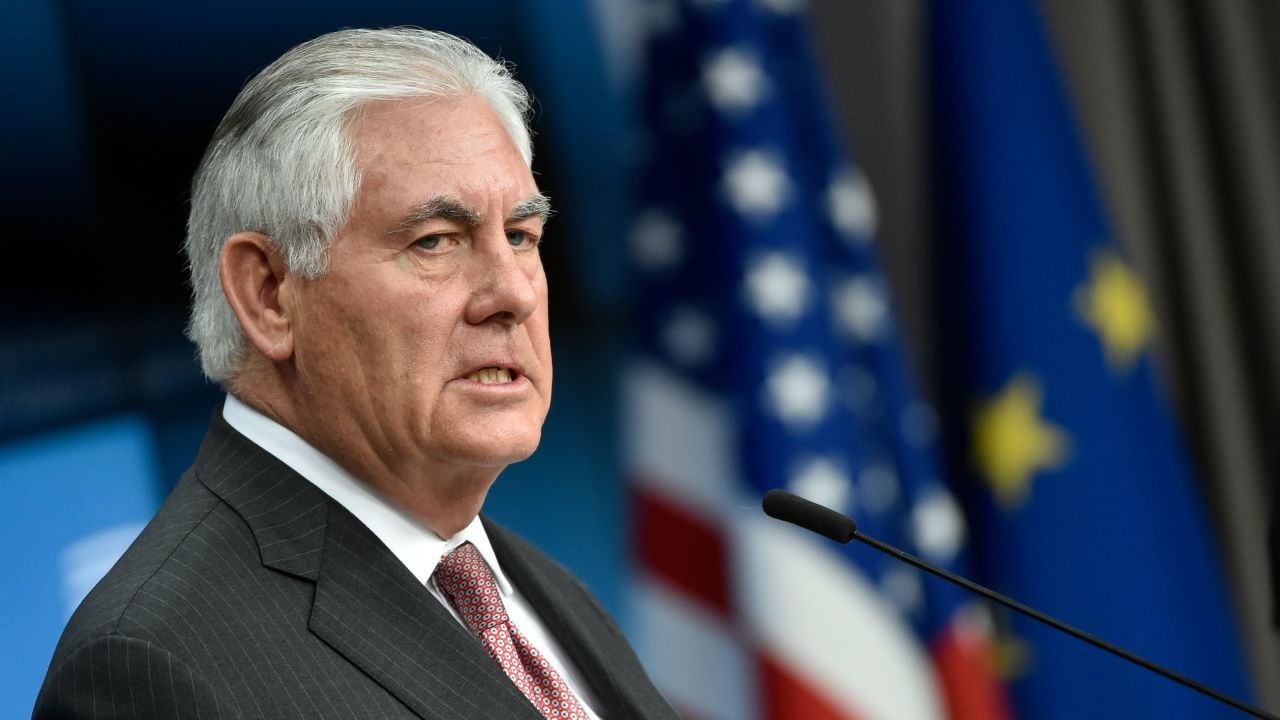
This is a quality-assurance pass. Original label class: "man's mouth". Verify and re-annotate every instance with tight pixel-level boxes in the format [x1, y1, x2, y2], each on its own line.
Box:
[466, 367, 515, 385]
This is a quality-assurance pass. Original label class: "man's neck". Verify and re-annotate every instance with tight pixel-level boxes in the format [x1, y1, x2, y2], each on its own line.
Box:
[227, 369, 498, 538]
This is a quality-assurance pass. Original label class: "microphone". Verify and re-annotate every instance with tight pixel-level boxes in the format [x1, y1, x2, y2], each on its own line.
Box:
[761, 489, 1277, 720]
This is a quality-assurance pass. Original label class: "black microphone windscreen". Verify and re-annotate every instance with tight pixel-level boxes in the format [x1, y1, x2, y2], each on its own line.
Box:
[761, 489, 856, 543]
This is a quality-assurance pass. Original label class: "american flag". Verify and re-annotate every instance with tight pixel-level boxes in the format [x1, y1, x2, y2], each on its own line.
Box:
[623, 1, 1010, 718]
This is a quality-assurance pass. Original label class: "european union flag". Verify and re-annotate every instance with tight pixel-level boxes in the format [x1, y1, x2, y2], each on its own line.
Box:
[929, 2, 1255, 717]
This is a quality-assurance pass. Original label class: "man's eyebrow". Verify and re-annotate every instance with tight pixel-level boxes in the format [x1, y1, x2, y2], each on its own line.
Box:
[391, 196, 482, 234]
[390, 193, 553, 235]
[508, 193, 554, 222]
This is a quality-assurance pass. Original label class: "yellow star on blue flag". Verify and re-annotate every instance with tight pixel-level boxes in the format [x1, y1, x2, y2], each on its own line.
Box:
[1074, 250, 1156, 373]
[972, 372, 1069, 509]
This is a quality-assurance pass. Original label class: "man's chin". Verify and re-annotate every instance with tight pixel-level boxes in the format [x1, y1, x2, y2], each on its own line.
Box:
[431, 431, 543, 470]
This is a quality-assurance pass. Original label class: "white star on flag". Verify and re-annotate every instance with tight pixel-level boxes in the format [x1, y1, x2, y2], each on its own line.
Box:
[764, 354, 831, 427]
[630, 209, 685, 270]
[833, 275, 889, 341]
[911, 488, 966, 565]
[723, 150, 792, 221]
[661, 306, 716, 367]
[789, 456, 854, 514]
[744, 252, 811, 324]
[702, 47, 770, 114]
[826, 168, 877, 241]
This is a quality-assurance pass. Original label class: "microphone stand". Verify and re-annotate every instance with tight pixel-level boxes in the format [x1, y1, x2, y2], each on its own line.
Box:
[763, 489, 1278, 720]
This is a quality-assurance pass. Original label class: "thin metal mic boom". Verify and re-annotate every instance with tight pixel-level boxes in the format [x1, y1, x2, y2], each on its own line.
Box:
[761, 488, 1276, 720]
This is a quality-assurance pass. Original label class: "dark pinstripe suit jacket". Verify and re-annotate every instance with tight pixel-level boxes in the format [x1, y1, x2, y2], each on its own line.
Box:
[34, 412, 677, 719]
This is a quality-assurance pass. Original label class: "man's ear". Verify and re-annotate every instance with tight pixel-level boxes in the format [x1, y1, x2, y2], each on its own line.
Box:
[220, 232, 295, 363]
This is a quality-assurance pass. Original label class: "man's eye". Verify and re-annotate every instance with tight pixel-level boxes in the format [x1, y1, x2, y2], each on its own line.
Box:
[507, 230, 538, 248]
[416, 235, 445, 251]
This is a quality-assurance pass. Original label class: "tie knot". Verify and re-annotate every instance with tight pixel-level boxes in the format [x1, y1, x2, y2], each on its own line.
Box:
[433, 542, 508, 631]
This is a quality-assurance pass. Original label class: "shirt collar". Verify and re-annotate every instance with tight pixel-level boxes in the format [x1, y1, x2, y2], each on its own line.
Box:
[221, 393, 514, 596]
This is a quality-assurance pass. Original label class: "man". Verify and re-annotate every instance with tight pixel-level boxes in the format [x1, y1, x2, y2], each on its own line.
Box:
[35, 28, 677, 719]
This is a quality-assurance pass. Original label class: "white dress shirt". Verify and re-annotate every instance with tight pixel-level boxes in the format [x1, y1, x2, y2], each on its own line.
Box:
[222, 394, 603, 718]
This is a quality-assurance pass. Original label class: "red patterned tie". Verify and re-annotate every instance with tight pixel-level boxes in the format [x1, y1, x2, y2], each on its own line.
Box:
[433, 542, 590, 719]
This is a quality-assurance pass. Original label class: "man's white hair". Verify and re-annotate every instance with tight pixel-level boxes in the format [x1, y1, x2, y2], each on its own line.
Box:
[184, 27, 533, 384]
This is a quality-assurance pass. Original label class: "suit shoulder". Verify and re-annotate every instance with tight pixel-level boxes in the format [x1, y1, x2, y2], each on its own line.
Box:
[35, 633, 242, 719]
[48, 471, 230, 663]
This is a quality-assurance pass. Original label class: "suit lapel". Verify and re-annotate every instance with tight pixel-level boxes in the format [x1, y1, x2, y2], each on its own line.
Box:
[194, 411, 329, 581]
[195, 412, 542, 720]
[310, 506, 543, 720]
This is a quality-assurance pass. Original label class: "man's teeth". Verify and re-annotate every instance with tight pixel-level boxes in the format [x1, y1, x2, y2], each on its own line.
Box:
[468, 367, 513, 384]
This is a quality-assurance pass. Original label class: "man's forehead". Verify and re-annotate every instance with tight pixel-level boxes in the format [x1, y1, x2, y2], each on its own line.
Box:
[342, 95, 541, 230]
[351, 95, 513, 161]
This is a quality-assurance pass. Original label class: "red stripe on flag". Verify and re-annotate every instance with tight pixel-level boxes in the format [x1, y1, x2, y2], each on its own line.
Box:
[759, 653, 864, 720]
[932, 624, 1013, 720]
[631, 484, 732, 616]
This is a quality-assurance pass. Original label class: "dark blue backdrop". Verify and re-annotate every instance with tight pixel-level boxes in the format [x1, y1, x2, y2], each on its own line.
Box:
[1, 2, 635, 714]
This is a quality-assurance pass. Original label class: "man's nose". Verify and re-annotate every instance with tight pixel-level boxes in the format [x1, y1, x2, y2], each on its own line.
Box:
[463, 233, 540, 326]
